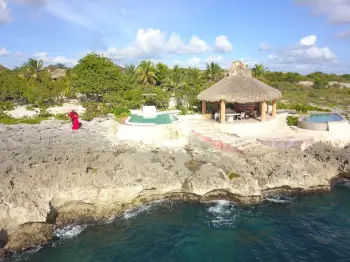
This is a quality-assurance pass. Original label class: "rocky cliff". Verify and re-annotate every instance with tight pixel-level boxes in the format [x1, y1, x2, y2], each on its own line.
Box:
[0, 121, 349, 258]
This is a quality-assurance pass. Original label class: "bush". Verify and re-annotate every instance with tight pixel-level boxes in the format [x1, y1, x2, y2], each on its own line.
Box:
[54, 113, 70, 121]
[0, 112, 49, 125]
[112, 106, 130, 116]
[0, 101, 15, 111]
[277, 102, 331, 113]
[115, 112, 130, 123]
[178, 107, 188, 115]
[81, 102, 111, 121]
[287, 116, 299, 126]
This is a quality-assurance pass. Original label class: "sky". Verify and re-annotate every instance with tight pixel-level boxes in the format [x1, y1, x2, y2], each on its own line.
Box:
[0, 0, 350, 74]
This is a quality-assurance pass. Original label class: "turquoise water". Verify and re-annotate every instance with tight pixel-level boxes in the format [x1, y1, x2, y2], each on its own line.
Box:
[306, 113, 343, 123]
[128, 113, 178, 125]
[9, 183, 350, 262]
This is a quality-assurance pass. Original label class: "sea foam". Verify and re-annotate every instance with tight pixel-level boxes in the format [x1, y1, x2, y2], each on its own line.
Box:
[54, 225, 87, 239]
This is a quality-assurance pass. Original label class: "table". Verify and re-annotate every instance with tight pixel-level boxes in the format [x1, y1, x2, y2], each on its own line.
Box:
[225, 113, 241, 121]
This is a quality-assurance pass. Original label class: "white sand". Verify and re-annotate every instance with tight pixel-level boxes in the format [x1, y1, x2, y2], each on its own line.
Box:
[5, 106, 40, 118]
[47, 103, 86, 115]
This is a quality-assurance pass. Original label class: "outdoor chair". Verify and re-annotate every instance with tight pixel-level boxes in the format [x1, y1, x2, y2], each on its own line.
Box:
[142, 105, 157, 118]
[238, 112, 245, 120]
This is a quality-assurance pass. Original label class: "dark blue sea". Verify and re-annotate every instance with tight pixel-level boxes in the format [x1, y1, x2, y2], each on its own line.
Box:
[9, 182, 350, 262]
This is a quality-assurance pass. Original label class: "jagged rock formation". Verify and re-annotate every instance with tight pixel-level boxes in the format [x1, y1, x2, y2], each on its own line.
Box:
[0, 121, 348, 255]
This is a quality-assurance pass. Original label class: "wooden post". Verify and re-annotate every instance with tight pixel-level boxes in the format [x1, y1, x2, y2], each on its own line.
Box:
[220, 100, 226, 124]
[261, 101, 267, 122]
[201, 100, 206, 115]
[272, 99, 277, 117]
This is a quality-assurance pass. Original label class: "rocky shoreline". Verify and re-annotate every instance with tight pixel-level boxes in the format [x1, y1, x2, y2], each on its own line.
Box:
[1, 120, 350, 259]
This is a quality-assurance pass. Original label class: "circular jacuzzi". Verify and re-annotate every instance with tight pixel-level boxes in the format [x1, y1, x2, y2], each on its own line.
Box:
[297, 113, 347, 131]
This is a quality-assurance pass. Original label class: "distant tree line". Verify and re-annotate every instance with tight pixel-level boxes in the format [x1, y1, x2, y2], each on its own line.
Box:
[1, 54, 349, 114]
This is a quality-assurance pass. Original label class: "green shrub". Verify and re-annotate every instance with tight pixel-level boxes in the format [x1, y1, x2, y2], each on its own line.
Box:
[38, 108, 52, 117]
[287, 116, 299, 126]
[112, 106, 130, 116]
[178, 107, 188, 115]
[277, 102, 331, 113]
[0, 112, 49, 125]
[115, 112, 130, 123]
[26, 105, 35, 111]
[0, 101, 15, 111]
[81, 102, 111, 121]
[54, 113, 70, 121]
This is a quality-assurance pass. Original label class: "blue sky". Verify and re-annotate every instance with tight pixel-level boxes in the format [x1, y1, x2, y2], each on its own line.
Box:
[0, 0, 350, 73]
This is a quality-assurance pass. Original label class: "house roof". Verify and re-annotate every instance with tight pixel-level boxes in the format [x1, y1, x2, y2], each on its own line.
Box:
[197, 61, 282, 103]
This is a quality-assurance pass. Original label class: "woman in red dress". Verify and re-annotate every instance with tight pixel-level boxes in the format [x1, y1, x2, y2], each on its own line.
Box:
[72, 114, 80, 130]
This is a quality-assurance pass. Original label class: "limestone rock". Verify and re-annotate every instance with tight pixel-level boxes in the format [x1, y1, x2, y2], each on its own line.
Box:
[0, 248, 5, 260]
[4, 223, 54, 253]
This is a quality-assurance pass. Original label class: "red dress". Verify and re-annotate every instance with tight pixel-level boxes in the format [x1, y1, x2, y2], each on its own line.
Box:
[72, 114, 80, 130]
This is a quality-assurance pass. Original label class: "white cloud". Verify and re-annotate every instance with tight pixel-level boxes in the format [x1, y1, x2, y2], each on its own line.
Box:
[270, 46, 336, 64]
[215, 36, 232, 52]
[0, 47, 10, 56]
[34, 52, 77, 65]
[295, 0, 350, 24]
[0, 0, 11, 24]
[267, 35, 336, 69]
[335, 30, 350, 39]
[105, 28, 211, 60]
[259, 42, 270, 51]
[240, 58, 260, 68]
[186, 57, 201, 67]
[300, 35, 317, 46]
[205, 55, 224, 64]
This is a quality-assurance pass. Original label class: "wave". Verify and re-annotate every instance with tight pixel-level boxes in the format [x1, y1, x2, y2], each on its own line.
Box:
[263, 195, 294, 203]
[206, 200, 237, 228]
[122, 200, 172, 220]
[54, 225, 87, 239]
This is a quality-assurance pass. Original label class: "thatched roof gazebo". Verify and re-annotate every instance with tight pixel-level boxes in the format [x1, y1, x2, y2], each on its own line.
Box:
[197, 61, 282, 123]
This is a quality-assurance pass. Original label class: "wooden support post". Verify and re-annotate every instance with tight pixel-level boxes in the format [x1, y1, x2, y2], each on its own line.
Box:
[201, 100, 206, 115]
[220, 100, 226, 124]
[272, 99, 277, 117]
[261, 101, 267, 122]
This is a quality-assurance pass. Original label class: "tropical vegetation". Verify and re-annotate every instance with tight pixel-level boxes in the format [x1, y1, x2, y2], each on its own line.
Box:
[0, 54, 350, 123]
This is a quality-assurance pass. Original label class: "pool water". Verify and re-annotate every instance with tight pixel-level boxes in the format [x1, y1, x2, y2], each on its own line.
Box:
[128, 113, 178, 125]
[306, 113, 343, 123]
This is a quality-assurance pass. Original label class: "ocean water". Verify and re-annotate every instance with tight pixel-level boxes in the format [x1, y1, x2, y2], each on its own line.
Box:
[9, 183, 350, 262]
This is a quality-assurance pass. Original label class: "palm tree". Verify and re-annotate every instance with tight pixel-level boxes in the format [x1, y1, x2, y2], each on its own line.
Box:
[205, 62, 223, 82]
[161, 66, 186, 95]
[27, 58, 44, 81]
[125, 64, 136, 76]
[252, 64, 268, 78]
[136, 60, 157, 85]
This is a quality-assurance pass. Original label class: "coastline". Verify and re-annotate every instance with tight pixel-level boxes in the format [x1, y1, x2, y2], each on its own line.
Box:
[0, 119, 350, 259]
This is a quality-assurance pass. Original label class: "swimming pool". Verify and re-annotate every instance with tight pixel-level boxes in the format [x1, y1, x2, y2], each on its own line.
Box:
[305, 113, 343, 123]
[126, 112, 179, 125]
[298, 113, 346, 131]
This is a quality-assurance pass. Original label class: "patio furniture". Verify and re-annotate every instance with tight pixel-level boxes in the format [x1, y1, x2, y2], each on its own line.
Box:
[250, 110, 258, 118]
[225, 113, 240, 121]
[237, 112, 246, 120]
[142, 105, 157, 118]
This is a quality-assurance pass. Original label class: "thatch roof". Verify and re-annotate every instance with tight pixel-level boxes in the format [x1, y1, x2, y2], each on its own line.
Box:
[197, 61, 282, 103]
[51, 69, 66, 79]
